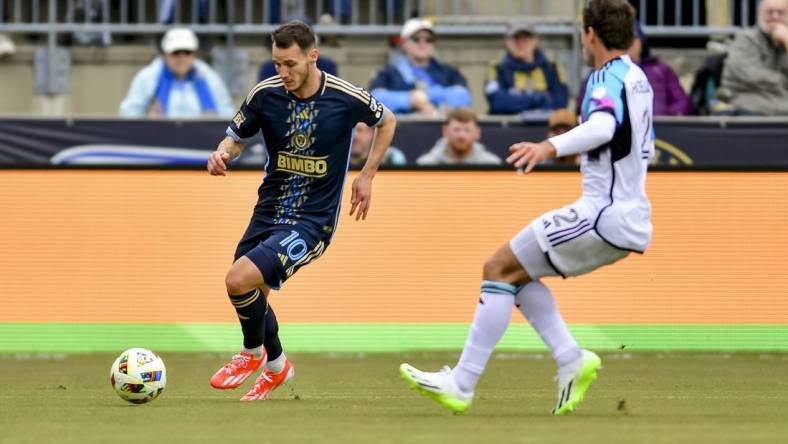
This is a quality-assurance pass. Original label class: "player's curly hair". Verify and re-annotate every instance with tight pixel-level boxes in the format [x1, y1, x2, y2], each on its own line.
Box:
[272, 20, 316, 51]
[582, 0, 635, 50]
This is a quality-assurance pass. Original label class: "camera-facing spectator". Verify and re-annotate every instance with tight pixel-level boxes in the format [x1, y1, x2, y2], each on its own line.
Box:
[350, 122, 407, 168]
[119, 28, 234, 118]
[718, 0, 788, 115]
[369, 18, 472, 116]
[485, 21, 568, 115]
[416, 108, 501, 166]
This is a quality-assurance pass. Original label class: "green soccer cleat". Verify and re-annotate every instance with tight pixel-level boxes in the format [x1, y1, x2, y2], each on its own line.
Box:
[552, 350, 602, 415]
[399, 363, 474, 414]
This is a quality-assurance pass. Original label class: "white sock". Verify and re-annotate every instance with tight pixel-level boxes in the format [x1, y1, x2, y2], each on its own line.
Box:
[266, 352, 286, 373]
[452, 280, 517, 393]
[515, 281, 581, 369]
[242, 346, 264, 359]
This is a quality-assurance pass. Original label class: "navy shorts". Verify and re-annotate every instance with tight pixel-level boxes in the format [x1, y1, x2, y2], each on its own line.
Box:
[234, 223, 328, 290]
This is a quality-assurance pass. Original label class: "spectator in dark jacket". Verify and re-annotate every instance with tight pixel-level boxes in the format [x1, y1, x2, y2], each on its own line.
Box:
[369, 18, 472, 115]
[577, 21, 692, 116]
[485, 21, 568, 115]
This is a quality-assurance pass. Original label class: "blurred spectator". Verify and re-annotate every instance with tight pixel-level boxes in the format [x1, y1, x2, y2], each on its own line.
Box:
[0, 34, 15, 57]
[119, 28, 234, 118]
[158, 0, 208, 23]
[485, 21, 568, 115]
[370, 18, 472, 116]
[718, 0, 788, 115]
[545, 109, 579, 165]
[689, 41, 728, 116]
[0, 4, 14, 57]
[416, 108, 501, 166]
[68, 0, 111, 46]
[350, 122, 407, 168]
[629, 22, 692, 115]
[258, 17, 338, 81]
[577, 21, 692, 116]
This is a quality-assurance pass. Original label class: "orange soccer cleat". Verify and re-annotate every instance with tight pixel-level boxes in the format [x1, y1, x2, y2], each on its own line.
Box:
[210, 351, 266, 390]
[240, 359, 295, 401]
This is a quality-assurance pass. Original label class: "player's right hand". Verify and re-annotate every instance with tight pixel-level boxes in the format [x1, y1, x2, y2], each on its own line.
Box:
[207, 149, 231, 176]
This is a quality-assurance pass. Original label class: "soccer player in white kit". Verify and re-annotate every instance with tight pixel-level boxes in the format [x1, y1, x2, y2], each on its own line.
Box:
[400, 0, 654, 415]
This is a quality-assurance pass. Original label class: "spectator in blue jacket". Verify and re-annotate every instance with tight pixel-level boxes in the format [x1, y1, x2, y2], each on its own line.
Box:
[485, 21, 569, 115]
[119, 28, 234, 118]
[369, 18, 472, 115]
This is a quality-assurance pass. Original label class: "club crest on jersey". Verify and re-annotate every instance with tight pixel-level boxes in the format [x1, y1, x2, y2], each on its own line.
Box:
[277, 152, 328, 178]
[591, 86, 607, 99]
[291, 132, 311, 149]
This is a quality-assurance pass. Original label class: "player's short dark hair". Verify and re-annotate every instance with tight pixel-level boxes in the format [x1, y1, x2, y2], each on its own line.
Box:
[445, 108, 479, 125]
[271, 20, 316, 51]
[582, 0, 635, 50]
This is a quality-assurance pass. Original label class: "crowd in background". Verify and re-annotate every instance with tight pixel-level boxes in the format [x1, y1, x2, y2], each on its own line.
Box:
[109, 0, 788, 165]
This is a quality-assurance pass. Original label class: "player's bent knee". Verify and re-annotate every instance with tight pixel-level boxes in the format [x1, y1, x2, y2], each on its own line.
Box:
[224, 256, 266, 295]
[482, 255, 507, 282]
[483, 246, 531, 286]
[225, 268, 261, 296]
[224, 272, 250, 296]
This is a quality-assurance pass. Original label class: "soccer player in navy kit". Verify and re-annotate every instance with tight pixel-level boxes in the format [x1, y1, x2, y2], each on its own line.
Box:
[207, 21, 396, 401]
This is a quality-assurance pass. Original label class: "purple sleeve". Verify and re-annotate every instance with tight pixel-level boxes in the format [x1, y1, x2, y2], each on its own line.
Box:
[662, 64, 693, 116]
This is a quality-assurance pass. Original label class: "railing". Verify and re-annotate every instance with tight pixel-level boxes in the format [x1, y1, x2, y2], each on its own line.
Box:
[0, 0, 758, 35]
[0, 1, 759, 99]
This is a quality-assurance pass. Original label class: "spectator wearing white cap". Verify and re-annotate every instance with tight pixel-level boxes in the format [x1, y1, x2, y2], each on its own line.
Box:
[369, 18, 472, 116]
[485, 20, 568, 115]
[119, 28, 234, 118]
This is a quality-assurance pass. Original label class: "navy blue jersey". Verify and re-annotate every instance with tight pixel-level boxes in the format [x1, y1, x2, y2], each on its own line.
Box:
[226, 72, 386, 238]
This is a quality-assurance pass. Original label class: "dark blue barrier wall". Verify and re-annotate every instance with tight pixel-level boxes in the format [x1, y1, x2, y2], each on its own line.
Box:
[0, 117, 786, 167]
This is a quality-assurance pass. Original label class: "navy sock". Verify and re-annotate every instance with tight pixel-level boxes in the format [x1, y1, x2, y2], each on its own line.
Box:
[263, 305, 283, 360]
[228, 288, 267, 349]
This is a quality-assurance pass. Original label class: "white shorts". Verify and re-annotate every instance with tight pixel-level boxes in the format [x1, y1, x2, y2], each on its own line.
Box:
[509, 202, 629, 279]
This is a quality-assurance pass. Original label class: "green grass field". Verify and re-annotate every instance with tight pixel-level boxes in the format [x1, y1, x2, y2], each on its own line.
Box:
[1, 352, 786, 444]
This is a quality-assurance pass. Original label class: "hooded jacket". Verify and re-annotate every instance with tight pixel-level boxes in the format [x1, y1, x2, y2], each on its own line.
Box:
[485, 49, 568, 114]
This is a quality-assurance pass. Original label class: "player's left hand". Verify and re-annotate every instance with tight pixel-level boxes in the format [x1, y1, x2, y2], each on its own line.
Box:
[506, 141, 557, 173]
[349, 173, 373, 221]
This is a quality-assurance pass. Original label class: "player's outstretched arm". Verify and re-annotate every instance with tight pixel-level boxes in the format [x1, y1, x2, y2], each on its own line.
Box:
[507, 140, 557, 174]
[507, 112, 617, 174]
[207, 136, 245, 176]
[350, 109, 397, 221]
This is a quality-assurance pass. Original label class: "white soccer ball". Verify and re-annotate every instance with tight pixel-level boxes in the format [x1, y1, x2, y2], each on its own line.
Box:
[110, 348, 167, 404]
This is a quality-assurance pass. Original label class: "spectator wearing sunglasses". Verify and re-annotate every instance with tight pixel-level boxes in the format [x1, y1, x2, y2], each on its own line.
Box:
[485, 20, 568, 115]
[369, 18, 472, 116]
[120, 28, 234, 118]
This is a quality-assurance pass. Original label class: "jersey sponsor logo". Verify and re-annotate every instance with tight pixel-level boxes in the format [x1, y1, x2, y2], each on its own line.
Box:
[276, 152, 329, 178]
[233, 111, 246, 128]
